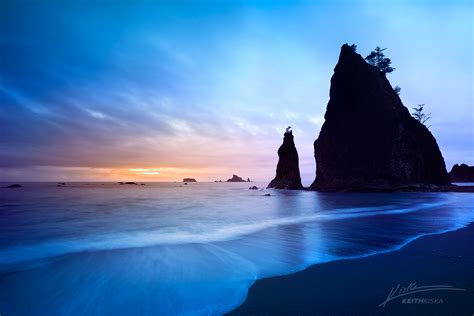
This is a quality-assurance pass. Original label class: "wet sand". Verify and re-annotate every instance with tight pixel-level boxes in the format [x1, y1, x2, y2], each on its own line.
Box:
[229, 223, 474, 315]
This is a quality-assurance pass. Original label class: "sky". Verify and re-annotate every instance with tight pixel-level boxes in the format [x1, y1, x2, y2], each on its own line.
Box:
[1, 0, 473, 185]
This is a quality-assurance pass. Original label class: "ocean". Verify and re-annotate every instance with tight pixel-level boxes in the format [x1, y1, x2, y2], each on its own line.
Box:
[1, 182, 473, 315]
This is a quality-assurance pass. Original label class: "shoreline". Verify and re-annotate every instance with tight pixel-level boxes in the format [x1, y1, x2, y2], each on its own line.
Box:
[228, 222, 474, 315]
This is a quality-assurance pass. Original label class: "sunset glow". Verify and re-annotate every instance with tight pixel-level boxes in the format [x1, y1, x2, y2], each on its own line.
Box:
[1, 0, 472, 184]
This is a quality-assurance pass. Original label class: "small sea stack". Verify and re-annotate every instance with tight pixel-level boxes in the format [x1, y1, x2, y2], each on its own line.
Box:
[226, 175, 247, 182]
[6, 184, 22, 188]
[449, 164, 474, 182]
[267, 128, 303, 190]
[183, 178, 197, 183]
[310, 44, 449, 191]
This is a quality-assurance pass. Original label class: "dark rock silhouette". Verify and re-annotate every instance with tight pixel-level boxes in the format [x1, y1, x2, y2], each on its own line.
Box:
[125, 182, 137, 185]
[227, 174, 246, 182]
[247, 178, 251, 182]
[449, 164, 474, 182]
[183, 178, 197, 182]
[268, 129, 303, 190]
[249, 186, 259, 190]
[310, 44, 449, 191]
[6, 184, 22, 188]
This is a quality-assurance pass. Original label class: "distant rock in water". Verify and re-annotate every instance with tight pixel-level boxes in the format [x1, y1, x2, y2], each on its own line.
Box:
[125, 182, 137, 185]
[268, 130, 303, 190]
[226, 174, 246, 182]
[6, 184, 22, 188]
[183, 178, 197, 183]
[249, 186, 259, 190]
[310, 44, 449, 191]
[449, 164, 474, 182]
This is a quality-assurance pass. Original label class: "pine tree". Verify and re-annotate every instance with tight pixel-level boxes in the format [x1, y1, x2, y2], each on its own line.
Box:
[365, 46, 395, 74]
[412, 104, 431, 126]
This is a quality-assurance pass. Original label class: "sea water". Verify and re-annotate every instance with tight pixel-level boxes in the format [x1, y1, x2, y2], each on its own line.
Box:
[1, 182, 473, 315]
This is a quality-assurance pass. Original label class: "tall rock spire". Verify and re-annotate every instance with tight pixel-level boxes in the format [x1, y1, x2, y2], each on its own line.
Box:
[268, 128, 303, 190]
[310, 44, 449, 191]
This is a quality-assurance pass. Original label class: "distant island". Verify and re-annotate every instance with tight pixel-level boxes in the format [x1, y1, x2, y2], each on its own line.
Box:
[5, 184, 22, 188]
[226, 175, 249, 182]
[183, 178, 197, 183]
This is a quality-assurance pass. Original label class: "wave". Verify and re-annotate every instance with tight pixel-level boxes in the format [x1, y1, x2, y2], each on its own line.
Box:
[0, 201, 448, 270]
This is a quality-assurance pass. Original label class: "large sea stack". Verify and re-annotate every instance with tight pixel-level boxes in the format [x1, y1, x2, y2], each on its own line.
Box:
[268, 129, 303, 189]
[310, 44, 449, 191]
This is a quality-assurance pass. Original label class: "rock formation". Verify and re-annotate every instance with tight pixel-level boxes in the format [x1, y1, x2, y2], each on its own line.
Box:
[268, 130, 303, 189]
[6, 184, 22, 188]
[183, 178, 197, 183]
[227, 174, 246, 182]
[310, 44, 450, 191]
[449, 164, 474, 182]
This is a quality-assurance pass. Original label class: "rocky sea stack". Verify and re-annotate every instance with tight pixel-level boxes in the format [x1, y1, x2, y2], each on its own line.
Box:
[227, 174, 247, 182]
[449, 164, 474, 182]
[268, 129, 303, 190]
[183, 178, 197, 183]
[310, 44, 449, 191]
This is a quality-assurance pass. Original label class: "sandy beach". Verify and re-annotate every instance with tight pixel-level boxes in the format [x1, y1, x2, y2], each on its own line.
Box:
[229, 223, 474, 315]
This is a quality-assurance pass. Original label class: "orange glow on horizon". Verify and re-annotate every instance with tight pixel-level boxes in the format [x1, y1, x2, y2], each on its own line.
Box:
[5, 166, 266, 182]
[86, 166, 228, 181]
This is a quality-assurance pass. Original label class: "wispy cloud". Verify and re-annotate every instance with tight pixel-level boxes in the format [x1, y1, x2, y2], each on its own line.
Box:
[0, 0, 472, 184]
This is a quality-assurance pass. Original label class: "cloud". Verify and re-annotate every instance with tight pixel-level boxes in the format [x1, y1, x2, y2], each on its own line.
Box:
[0, 0, 472, 183]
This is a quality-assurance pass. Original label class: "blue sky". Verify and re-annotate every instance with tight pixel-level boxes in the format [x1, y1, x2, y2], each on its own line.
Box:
[1, 0, 473, 184]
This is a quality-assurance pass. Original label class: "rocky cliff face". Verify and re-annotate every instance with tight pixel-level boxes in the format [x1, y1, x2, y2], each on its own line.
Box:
[449, 164, 474, 182]
[310, 44, 449, 191]
[268, 131, 303, 189]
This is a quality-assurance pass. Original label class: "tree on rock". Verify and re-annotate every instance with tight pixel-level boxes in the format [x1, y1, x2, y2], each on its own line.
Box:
[365, 46, 395, 74]
[394, 85, 401, 95]
[412, 104, 431, 126]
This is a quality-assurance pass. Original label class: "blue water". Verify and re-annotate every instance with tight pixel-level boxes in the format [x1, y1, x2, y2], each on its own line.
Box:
[1, 182, 473, 315]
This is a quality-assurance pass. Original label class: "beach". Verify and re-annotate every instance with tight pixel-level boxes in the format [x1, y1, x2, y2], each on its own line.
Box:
[1, 183, 473, 315]
[229, 222, 474, 315]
